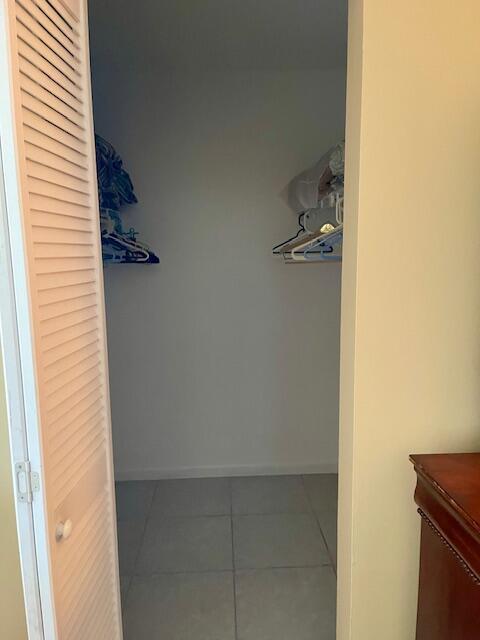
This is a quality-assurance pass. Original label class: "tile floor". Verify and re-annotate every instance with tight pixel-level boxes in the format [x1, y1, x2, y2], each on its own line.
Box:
[117, 474, 338, 640]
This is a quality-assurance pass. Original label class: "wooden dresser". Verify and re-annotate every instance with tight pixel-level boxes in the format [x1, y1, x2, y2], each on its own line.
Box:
[410, 453, 480, 640]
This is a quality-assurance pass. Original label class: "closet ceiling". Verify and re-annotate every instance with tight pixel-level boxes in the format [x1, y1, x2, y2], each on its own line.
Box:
[89, 0, 347, 72]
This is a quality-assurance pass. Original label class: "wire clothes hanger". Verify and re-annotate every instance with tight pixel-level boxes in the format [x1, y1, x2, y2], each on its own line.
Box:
[273, 194, 344, 263]
[290, 224, 343, 262]
[272, 213, 307, 255]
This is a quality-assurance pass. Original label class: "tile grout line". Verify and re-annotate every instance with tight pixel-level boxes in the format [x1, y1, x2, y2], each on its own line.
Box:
[230, 477, 239, 640]
[124, 482, 159, 605]
[127, 509, 327, 519]
[119, 478, 336, 599]
[301, 475, 337, 576]
[129, 563, 332, 579]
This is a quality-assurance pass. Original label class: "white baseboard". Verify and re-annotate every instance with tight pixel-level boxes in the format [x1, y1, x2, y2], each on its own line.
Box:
[114, 461, 338, 481]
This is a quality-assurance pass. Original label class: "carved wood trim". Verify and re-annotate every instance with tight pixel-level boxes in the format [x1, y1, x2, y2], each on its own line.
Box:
[418, 508, 480, 586]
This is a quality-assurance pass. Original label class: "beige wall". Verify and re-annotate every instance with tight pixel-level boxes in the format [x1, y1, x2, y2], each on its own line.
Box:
[338, 1, 480, 638]
[0, 346, 27, 639]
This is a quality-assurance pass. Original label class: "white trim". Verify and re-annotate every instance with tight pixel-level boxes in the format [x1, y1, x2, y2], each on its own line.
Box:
[0, 141, 44, 640]
[0, 1, 123, 636]
[0, 2, 45, 637]
[0, 1, 57, 636]
[115, 462, 338, 481]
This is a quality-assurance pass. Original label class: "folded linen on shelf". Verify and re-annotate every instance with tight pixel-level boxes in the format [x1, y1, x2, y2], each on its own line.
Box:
[285, 141, 345, 214]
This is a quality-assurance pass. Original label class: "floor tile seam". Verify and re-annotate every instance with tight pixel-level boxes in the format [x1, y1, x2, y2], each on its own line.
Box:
[146, 512, 232, 520]
[300, 475, 336, 573]
[127, 482, 160, 602]
[229, 477, 239, 640]
[130, 568, 235, 579]
[232, 509, 313, 516]
[128, 561, 332, 580]
[234, 562, 332, 572]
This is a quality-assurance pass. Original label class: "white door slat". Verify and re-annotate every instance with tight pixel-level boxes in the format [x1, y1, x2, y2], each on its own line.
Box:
[93, 600, 117, 640]
[36, 270, 96, 293]
[46, 362, 100, 414]
[26, 143, 88, 181]
[46, 362, 100, 412]
[57, 506, 109, 603]
[34, 243, 94, 260]
[33, 225, 92, 245]
[16, 0, 79, 58]
[15, 12, 80, 86]
[43, 316, 97, 360]
[38, 291, 96, 320]
[56, 491, 105, 567]
[53, 439, 106, 508]
[49, 396, 103, 451]
[33, 241, 95, 258]
[32, 212, 92, 232]
[35, 259, 96, 277]
[19, 55, 82, 113]
[50, 414, 103, 473]
[56, 492, 106, 585]
[20, 74, 84, 128]
[46, 0, 79, 30]
[49, 398, 101, 447]
[42, 327, 98, 366]
[56, 492, 105, 573]
[22, 92, 85, 142]
[58, 535, 112, 632]
[3, 0, 121, 636]
[40, 304, 97, 337]
[51, 431, 104, 503]
[35, 239, 93, 253]
[64, 567, 112, 640]
[52, 442, 109, 538]
[27, 159, 89, 193]
[27, 181, 91, 206]
[60, 535, 110, 624]
[65, 566, 113, 640]
[57, 527, 108, 626]
[47, 372, 101, 421]
[33, 221, 92, 236]
[18, 38, 82, 101]
[49, 391, 102, 442]
[45, 351, 99, 397]
[30, 196, 90, 220]
[38, 281, 96, 307]
[28, 179, 90, 207]
[41, 313, 97, 348]
[50, 404, 103, 457]
[47, 377, 101, 431]
[23, 108, 87, 155]
[31, 0, 80, 47]
[24, 126, 87, 169]
[44, 342, 99, 389]
[15, 3, 80, 75]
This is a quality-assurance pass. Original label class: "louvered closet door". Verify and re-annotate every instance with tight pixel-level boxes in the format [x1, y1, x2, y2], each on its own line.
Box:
[1, 0, 122, 637]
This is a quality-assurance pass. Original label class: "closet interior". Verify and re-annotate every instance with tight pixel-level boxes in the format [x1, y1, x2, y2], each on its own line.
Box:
[88, 1, 347, 638]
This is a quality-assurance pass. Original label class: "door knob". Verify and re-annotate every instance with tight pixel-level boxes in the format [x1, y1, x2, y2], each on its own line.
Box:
[55, 519, 73, 541]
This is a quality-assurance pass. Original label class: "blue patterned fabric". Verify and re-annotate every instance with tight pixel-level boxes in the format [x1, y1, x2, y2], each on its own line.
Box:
[95, 134, 159, 264]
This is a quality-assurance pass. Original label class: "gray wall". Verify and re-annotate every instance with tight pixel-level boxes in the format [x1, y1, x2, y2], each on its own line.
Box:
[90, 6, 346, 478]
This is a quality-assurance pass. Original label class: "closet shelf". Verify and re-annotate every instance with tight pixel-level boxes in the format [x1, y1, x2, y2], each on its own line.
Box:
[273, 223, 343, 263]
[274, 141, 345, 264]
[273, 193, 344, 264]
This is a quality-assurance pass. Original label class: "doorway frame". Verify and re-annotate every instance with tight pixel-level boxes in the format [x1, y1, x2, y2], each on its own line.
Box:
[0, 136, 45, 639]
[0, 1, 354, 638]
[0, 2, 62, 636]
